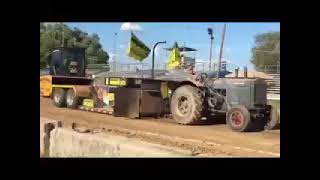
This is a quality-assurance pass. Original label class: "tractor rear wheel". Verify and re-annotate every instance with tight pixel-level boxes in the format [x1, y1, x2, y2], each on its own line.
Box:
[226, 105, 252, 132]
[53, 88, 67, 107]
[66, 88, 81, 109]
[170, 85, 203, 125]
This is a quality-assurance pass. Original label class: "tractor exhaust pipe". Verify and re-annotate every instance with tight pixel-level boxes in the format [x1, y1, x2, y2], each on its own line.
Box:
[244, 66, 248, 78]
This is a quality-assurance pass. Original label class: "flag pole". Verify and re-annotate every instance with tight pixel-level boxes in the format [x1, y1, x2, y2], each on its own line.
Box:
[113, 32, 117, 72]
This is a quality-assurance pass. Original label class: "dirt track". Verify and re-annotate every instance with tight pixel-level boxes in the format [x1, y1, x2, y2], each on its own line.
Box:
[40, 97, 280, 157]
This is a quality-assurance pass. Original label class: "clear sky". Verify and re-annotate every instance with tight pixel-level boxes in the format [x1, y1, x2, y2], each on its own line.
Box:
[66, 22, 280, 70]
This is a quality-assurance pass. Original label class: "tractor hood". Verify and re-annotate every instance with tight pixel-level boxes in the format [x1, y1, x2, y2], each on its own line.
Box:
[96, 69, 202, 86]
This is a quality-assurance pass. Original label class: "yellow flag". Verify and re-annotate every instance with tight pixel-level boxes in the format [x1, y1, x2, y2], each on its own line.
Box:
[127, 32, 150, 61]
[166, 47, 181, 70]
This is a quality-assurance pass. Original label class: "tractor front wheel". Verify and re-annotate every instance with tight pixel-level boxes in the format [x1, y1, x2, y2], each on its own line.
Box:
[226, 105, 252, 132]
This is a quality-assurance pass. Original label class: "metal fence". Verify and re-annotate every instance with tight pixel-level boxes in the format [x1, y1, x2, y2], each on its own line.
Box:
[40, 62, 217, 75]
[107, 62, 236, 73]
[256, 65, 280, 74]
[41, 62, 280, 75]
[108, 63, 164, 72]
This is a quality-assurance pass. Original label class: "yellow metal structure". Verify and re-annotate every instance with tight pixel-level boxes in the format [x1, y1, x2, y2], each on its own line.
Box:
[106, 77, 126, 86]
[40, 75, 77, 97]
[161, 82, 169, 98]
[104, 77, 124, 106]
[82, 99, 94, 108]
[52, 85, 74, 88]
[107, 93, 115, 106]
[40, 75, 53, 97]
[40, 75, 88, 97]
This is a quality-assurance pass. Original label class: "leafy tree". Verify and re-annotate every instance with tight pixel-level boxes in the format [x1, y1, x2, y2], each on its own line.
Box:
[40, 23, 109, 68]
[250, 31, 280, 70]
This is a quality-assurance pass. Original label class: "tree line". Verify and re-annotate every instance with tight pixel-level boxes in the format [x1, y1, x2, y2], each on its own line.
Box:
[40, 23, 279, 71]
[251, 31, 280, 70]
[40, 23, 109, 68]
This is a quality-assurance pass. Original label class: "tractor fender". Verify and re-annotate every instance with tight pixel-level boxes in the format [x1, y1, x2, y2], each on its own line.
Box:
[168, 80, 203, 91]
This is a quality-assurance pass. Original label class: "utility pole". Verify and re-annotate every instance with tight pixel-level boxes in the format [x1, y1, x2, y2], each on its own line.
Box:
[113, 32, 117, 72]
[207, 27, 214, 72]
[217, 23, 226, 78]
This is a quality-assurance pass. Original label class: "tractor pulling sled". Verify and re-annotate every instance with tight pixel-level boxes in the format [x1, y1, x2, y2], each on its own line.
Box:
[40, 46, 277, 132]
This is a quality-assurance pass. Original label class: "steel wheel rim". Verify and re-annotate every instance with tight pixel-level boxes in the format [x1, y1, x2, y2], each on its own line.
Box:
[230, 110, 244, 127]
[177, 96, 190, 115]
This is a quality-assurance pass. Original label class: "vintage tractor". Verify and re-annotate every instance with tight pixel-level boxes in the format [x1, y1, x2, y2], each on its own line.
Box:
[41, 47, 273, 132]
[90, 40, 271, 132]
[94, 66, 271, 132]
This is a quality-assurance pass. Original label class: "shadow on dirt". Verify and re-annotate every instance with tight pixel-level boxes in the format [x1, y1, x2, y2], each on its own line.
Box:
[197, 115, 227, 126]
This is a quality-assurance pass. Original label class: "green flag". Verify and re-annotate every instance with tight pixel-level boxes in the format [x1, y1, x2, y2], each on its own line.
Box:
[127, 32, 151, 61]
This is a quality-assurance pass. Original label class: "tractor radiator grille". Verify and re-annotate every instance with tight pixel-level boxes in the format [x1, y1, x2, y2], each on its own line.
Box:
[254, 84, 267, 105]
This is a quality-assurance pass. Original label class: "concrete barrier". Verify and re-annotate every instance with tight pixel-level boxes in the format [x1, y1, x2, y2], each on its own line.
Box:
[49, 128, 193, 157]
[40, 119, 62, 157]
[40, 118, 193, 157]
